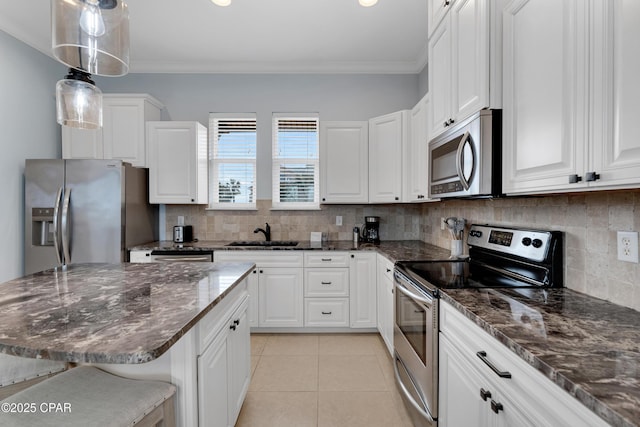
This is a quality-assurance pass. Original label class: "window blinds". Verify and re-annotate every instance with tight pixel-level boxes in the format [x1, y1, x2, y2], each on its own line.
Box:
[272, 115, 319, 208]
[209, 114, 257, 208]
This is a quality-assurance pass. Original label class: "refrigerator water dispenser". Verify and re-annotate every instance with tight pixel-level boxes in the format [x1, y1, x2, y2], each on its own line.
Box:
[31, 208, 55, 246]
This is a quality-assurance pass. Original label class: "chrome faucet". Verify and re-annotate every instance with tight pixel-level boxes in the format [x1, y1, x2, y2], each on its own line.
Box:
[254, 223, 271, 241]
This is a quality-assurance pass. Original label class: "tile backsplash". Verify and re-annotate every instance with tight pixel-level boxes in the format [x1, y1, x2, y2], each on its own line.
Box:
[166, 190, 640, 311]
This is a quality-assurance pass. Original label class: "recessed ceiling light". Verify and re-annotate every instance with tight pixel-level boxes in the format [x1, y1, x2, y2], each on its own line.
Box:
[359, 0, 378, 6]
[211, 0, 231, 6]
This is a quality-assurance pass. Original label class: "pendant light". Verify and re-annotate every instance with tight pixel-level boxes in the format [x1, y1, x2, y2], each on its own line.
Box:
[359, 0, 378, 6]
[52, 0, 130, 76]
[56, 68, 103, 129]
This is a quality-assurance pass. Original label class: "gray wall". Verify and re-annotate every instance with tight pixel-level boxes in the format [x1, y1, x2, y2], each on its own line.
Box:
[417, 63, 428, 99]
[96, 73, 420, 199]
[0, 30, 64, 283]
[0, 29, 66, 386]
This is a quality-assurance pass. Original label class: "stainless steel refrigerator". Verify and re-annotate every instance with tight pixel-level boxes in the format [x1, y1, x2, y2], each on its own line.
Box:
[24, 159, 158, 275]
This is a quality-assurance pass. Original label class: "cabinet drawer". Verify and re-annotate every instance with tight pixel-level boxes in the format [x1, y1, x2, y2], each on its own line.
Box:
[215, 251, 303, 268]
[129, 250, 152, 263]
[304, 252, 350, 267]
[304, 268, 349, 297]
[304, 298, 349, 327]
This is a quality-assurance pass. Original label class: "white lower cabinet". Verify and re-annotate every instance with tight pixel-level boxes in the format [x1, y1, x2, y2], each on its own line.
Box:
[349, 252, 377, 328]
[304, 298, 349, 327]
[258, 267, 304, 327]
[439, 300, 609, 427]
[376, 254, 394, 356]
[198, 296, 250, 427]
[214, 251, 304, 329]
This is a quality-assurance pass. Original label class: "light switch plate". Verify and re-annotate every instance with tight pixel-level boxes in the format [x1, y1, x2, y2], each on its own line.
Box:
[177, 216, 185, 226]
[617, 231, 639, 263]
[336, 216, 343, 226]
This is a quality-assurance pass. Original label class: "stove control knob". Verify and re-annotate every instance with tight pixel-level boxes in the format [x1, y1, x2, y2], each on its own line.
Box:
[521, 237, 532, 246]
[470, 230, 483, 238]
[532, 238, 543, 248]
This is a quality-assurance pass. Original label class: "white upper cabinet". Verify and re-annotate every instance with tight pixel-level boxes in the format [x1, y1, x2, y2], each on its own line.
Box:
[62, 94, 163, 167]
[369, 111, 407, 203]
[589, 0, 640, 189]
[405, 93, 431, 202]
[503, 0, 640, 194]
[320, 121, 369, 204]
[429, 0, 501, 141]
[147, 121, 208, 204]
[502, 0, 586, 194]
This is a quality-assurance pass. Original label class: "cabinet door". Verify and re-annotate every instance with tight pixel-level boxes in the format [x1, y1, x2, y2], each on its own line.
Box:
[198, 333, 229, 427]
[320, 121, 369, 203]
[405, 94, 430, 202]
[258, 268, 304, 327]
[428, 0, 455, 38]
[227, 302, 250, 426]
[439, 335, 491, 427]
[103, 97, 161, 168]
[147, 121, 208, 204]
[376, 255, 394, 355]
[590, 0, 640, 188]
[502, 0, 588, 194]
[247, 269, 259, 327]
[349, 252, 377, 328]
[61, 127, 103, 159]
[451, 0, 489, 122]
[369, 112, 405, 203]
[429, 17, 453, 140]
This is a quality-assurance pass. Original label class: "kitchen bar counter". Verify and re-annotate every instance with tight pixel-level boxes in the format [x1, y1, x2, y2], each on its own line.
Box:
[131, 239, 453, 261]
[442, 287, 640, 427]
[0, 262, 254, 364]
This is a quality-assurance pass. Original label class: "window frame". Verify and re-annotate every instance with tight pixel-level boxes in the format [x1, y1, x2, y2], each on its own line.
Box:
[208, 112, 257, 210]
[271, 113, 320, 210]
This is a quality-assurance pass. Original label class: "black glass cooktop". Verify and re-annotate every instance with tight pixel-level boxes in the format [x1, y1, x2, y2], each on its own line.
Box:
[398, 258, 551, 291]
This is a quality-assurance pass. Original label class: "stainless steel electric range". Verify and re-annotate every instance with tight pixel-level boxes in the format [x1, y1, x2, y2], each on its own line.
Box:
[392, 224, 564, 427]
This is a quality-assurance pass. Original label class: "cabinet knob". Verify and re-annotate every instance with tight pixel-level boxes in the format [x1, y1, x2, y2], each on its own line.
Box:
[448, 118, 455, 125]
[230, 324, 236, 331]
[191, 199, 195, 202]
[351, 254, 355, 258]
[234, 319, 240, 325]
[443, 121, 449, 127]
[253, 270, 257, 274]
[395, 196, 399, 201]
[322, 198, 326, 201]
[259, 269, 263, 273]
[585, 171, 600, 182]
[490, 400, 504, 414]
[569, 174, 582, 184]
[480, 388, 492, 401]
[444, 0, 450, 5]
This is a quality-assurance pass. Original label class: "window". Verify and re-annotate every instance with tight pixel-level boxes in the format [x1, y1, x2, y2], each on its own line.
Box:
[209, 113, 257, 209]
[272, 113, 320, 209]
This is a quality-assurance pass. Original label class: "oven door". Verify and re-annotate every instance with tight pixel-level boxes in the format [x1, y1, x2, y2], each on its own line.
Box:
[393, 270, 438, 427]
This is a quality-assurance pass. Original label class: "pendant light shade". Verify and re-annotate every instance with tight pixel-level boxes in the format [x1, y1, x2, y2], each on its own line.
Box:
[56, 69, 103, 129]
[52, 0, 130, 76]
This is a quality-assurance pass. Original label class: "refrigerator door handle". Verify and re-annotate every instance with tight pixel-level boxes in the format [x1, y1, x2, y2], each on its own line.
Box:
[52, 187, 64, 265]
[61, 188, 72, 265]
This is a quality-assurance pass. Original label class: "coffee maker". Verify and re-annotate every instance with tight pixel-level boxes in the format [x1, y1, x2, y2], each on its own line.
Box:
[360, 216, 380, 244]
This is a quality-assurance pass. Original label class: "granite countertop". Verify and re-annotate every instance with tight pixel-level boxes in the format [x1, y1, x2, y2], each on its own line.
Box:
[130, 239, 453, 262]
[0, 262, 254, 364]
[442, 287, 640, 427]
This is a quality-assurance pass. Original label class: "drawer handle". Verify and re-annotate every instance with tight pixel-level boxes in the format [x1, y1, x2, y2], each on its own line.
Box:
[321, 258, 332, 262]
[480, 388, 491, 401]
[491, 400, 503, 414]
[476, 351, 512, 378]
[321, 281, 333, 285]
[321, 311, 332, 315]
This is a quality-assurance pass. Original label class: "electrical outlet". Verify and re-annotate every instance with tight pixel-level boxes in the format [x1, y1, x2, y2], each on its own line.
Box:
[441, 217, 445, 231]
[177, 216, 185, 226]
[617, 231, 639, 263]
[336, 216, 343, 226]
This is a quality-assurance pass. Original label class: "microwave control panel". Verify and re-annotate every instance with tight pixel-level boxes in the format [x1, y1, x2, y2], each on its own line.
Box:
[431, 181, 464, 195]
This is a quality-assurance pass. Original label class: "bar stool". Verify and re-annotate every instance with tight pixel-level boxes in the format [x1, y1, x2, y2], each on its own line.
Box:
[0, 366, 176, 427]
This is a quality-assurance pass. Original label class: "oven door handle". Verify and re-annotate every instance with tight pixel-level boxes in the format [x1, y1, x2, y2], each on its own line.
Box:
[393, 354, 436, 423]
[455, 130, 474, 191]
[395, 281, 433, 306]
[151, 256, 212, 262]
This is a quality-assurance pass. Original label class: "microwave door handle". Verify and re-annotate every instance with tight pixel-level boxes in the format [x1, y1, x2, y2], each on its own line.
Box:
[455, 131, 473, 191]
[52, 187, 64, 265]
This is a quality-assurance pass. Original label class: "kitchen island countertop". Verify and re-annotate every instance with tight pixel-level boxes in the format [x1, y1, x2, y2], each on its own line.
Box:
[0, 262, 254, 364]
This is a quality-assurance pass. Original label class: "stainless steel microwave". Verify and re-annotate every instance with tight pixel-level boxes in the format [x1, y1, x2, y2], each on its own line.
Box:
[428, 109, 502, 199]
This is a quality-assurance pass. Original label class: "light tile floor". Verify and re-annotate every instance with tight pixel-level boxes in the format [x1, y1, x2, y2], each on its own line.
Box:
[236, 333, 414, 427]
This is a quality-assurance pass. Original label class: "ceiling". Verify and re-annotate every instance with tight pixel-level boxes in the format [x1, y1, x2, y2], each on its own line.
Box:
[0, 0, 428, 74]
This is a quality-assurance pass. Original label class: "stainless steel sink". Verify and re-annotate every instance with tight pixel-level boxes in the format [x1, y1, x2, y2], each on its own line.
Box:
[226, 240, 299, 247]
